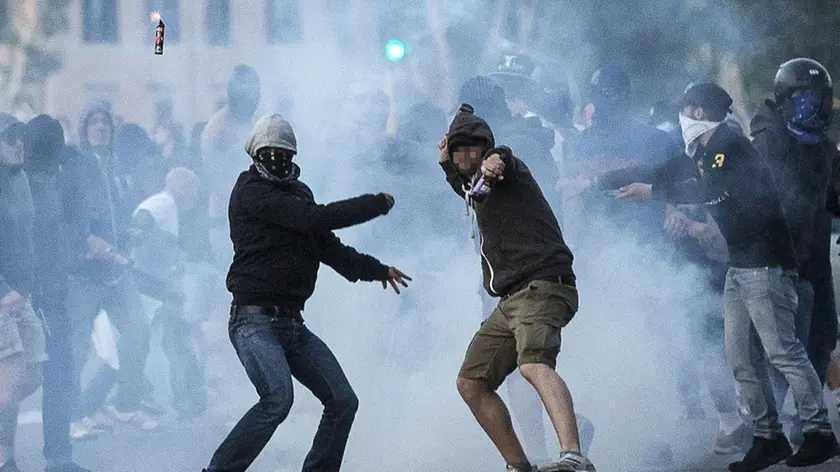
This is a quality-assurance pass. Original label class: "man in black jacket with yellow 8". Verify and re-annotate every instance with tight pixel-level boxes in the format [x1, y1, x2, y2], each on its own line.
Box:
[440, 104, 595, 472]
[203, 114, 410, 472]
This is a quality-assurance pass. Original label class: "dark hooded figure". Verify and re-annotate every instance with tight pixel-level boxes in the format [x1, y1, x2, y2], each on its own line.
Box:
[64, 102, 159, 441]
[440, 104, 595, 472]
[751, 58, 840, 449]
[114, 122, 168, 212]
[204, 114, 410, 472]
[24, 114, 91, 472]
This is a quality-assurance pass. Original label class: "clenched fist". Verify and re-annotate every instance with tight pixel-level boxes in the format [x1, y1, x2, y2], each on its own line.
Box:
[481, 154, 505, 183]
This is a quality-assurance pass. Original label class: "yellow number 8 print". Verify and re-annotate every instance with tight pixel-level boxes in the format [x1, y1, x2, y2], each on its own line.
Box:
[712, 153, 725, 169]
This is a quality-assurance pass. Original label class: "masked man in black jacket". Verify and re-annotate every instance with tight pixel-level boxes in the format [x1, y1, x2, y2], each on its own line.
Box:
[440, 104, 594, 472]
[203, 114, 410, 472]
[750, 58, 840, 448]
[618, 83, 839, 472]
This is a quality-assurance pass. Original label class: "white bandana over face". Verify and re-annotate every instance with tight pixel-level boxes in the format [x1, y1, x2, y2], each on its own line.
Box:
[679, 113, 722, 157]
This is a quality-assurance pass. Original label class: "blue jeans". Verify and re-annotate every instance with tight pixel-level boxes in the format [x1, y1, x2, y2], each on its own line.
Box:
[208, 311, 359, 472]
[769, 279, 815, 409]
[723, 267, 832, 438]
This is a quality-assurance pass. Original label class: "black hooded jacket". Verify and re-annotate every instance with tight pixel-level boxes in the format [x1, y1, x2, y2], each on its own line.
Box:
[751, 101, 838, 282]
[652, 124, 797, 270]
[227, 165, 393, 310]
[440, 110, 574, 297]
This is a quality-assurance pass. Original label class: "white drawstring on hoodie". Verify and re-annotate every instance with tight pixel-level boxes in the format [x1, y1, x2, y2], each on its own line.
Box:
[679, 113, 723, 157]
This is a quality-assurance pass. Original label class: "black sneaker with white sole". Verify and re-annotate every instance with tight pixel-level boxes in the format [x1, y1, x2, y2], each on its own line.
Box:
[785, 431, 840, 467]
[728, 435, 792, 472]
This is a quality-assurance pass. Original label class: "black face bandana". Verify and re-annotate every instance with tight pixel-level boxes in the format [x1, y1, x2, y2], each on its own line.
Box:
[254, 147, 296, 181]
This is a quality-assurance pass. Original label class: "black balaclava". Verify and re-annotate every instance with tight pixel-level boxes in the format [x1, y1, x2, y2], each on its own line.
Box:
[589, 64, 632, 127]
[25, 114, 65, 170]
[227, 64, 261, 123]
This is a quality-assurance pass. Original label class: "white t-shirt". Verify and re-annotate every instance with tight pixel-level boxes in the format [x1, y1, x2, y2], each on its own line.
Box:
[133, 191, 179, 237]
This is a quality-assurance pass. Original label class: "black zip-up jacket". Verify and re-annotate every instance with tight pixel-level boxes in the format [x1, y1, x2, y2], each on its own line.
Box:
[226, 166, 392, 310]
[441, 111, 574, 297]
[751, 102, 838, 282]
[651, 124, 797, 270]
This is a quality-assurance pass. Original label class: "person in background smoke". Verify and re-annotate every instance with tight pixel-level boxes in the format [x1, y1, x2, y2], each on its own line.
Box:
[152, 120, 192, 172]
[66, 102, 159, 440]
[562, 64, 679, 249]
[458, 75, 559, 207]
[114, 123, 168, 211]
[751, 58, 840, 448]
[130, 167, 206, 421]
[201, 64, 261, 270]
[599, 137, 749, 453]
[379, 102, 457, 243]
[619, 83, 839, 471]
[441, 104, 595, 472]
[0, 113, 47, 472]
[453, 77, 594, 464]
[24, 114, 91, 472]
[204, 114, 410, 472]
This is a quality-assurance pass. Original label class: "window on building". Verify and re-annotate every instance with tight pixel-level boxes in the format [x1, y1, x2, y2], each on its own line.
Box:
[83, 0, 119, 44]
[0, 1, 9, 41]
[145, 0, 180, 43]
[265, 0, 301, 44]
[205, 0, 231, 46]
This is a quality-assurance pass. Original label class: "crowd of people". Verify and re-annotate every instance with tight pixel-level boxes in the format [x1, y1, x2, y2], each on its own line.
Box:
[1, 51, 840, 472]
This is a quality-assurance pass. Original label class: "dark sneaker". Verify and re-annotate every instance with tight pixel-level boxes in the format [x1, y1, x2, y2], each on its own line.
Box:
[45, 462, 92, 472]
[728, 435, 792, 472]
[785, 431, 840, 467]
[715, 424, 749, 455]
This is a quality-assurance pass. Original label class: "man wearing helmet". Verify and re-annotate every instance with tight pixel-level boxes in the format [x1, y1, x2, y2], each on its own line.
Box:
[620, 82, 840, 471]
[202, 115, 411, 472]
[750, 57, 840, 451]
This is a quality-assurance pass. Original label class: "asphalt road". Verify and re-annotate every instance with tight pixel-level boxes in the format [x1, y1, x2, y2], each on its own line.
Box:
[13, 411, 840, 472]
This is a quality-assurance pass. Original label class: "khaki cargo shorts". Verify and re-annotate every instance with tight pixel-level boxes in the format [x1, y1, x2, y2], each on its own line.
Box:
[0, 302, 48, 364]
[458, 278, 578, 390]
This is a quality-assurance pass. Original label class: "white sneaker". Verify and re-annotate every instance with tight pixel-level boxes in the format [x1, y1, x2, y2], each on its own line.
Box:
[69, 417, 104, 440]
[542, 452, 597, 472]
[106, 405, 162, 431]
[505, 465, 537, 472]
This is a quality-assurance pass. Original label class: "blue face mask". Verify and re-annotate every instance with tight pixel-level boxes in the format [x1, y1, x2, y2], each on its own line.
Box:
[786, 89, 824, 144]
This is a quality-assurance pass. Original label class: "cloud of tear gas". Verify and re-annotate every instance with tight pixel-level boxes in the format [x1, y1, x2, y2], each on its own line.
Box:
[93, 1, 784, 471]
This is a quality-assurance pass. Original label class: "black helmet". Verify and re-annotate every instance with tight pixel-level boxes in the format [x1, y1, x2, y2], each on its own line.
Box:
[590, 64, 630, 99]
[774, 58, 833, 130]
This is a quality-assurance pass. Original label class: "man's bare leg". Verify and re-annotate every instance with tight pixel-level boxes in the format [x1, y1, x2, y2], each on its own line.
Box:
[519, 363, 581, 453]
[457, 376, 531, 467]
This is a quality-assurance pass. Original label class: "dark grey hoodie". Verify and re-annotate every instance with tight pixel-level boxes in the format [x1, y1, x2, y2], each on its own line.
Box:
[0, 113, 35, 297]
[70, 101, 125, 281]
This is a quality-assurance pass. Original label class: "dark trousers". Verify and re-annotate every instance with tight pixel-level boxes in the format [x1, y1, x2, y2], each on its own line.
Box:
[37, 295, 74, 462]
[157, 302, 206, 417]
[807, 275, 838, 385]
[208, 311, 359, 472]
[67, 275, 150, 418]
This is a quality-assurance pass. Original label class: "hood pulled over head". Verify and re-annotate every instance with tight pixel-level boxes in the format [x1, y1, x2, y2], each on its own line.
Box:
[446, 104, 495, 157]
[245, 114, 299, 181]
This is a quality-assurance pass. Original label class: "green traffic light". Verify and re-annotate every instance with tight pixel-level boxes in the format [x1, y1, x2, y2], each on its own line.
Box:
[385, 39, 406, 62]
